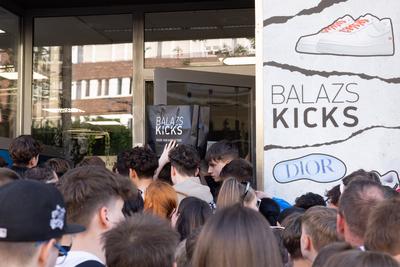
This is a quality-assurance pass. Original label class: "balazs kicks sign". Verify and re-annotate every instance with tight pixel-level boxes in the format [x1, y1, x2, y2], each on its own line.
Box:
[259, 0, 400, 202]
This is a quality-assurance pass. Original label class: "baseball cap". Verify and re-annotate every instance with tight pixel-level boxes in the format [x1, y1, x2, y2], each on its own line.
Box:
[0, 180, 85, 242]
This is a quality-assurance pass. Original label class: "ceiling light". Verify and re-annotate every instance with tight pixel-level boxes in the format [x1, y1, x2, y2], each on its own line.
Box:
[86, 121, 122, 126]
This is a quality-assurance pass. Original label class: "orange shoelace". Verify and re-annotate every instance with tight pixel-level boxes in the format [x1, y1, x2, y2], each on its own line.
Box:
[339, 18, 369, 33]
[322, 20, 347, 33]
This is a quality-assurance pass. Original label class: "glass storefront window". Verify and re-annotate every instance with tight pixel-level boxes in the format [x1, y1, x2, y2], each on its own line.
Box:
[144, 9, 255, 69]
[0, 8, 19, 137]
[167, 81, 251, 158]
[33, 15, 133, 165]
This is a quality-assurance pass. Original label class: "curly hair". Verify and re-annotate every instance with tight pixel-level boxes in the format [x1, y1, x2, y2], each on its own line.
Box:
[295, 192, 326, 210]
[169, 145, 200, 177]
[126, 146, 158, 178]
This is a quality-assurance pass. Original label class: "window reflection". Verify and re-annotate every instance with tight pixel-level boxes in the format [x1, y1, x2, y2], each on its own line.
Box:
[0, 8, 19, 137]
[32, 15, 133, 165]
[144, 9, 255, 68]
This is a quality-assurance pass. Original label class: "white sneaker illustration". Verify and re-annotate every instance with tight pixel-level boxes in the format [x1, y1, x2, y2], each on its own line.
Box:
[296, 15, 355, 54]
[316, 14, 394, 56]
[296, 14, 395, 57]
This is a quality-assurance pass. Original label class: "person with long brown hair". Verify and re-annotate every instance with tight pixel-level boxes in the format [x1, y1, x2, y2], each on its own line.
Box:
[192, 204, 283, 267]
[144, 180, 178, 220]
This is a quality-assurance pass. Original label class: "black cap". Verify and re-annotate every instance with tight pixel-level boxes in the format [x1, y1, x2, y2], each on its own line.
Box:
[0, 180, 85, 242]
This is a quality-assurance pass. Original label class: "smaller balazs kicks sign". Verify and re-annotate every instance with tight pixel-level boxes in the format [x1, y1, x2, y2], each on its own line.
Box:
[260, 0, 400, 202]
[147, 105, 209, 156]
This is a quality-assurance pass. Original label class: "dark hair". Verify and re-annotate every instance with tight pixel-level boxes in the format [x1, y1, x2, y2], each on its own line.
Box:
[126, 146, 158, 178]
[281, 213, 303, 260]
[176, 197, 212, 241]
[9, 135, 42, 165]
[272, 228, 290, 267]
[185, 227, 202, 264]
[44, 158, 72, 178]
[301, 206, 339, 251]
[59, 166, 134, 227]
[192, 204, 283, 267]
[325, 185, 341, 207]
[169, 145, 200, 177]
[114, 150, 131, 176]
[295, 192, 326, 210]
[122, 192, 144, 217]
[342, 169, 381, 186]
[0, 156, 8, 167]
[23, 167, 57, 183]
[338, 180, 385, 240]
[103, 213, 179, 267]
[381, 185, 399, 199]
[157, 163, 173, 185]
[205, 140, 239, 163]
[76, 156, 106, 168]
[258, 198, 280, 226]
[278, 207, 305, 224]
[0, 168, 20, 187]
[365, 198, 400, 256]
[312, 242, 354, 267]
[323, 250, 399, 267]
[219, 159, 253, 183]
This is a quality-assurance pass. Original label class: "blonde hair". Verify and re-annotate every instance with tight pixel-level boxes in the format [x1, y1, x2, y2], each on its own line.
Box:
[217, 177, 255, 209]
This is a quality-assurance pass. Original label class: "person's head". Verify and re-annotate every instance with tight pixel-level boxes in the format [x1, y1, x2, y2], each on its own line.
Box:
[103, 213, 179, 267]
[205, 140, 239, 182]
[219, 159, 253, 183]
[169, 145, 200, 182]
[323, 250, 399, 267]
[281, 213, 303, 262]
[0, 180, 84, 267]
[126, 146, 158, 184]
[217, 178, 258, 210]
[258, 198, 280, 226]
[300, 206, 339, 262]
[0, 168, 20, 187]
[173, 197, 212, 240]
[295, 192, 326, 210]
[122, 192, 144, 217]
[9, 135, 42, 168]
[58, 166, 134, 236]
[144, 181, 177, 220]
[325, 185, 341, 208]
[114, 149, 131, 176]
[44, 158, 71, 178]
[0, 156, 8, 167]
[192, 204, 283, 267]
[311, 242, 356, 267]
[365, 198, 400, 261]
[158, 163, 173, 185]
[342, 169, 381, 187]
[76, 156, 106, 168]
[337, 179, 385, 246]
[278, 207, 305, 225]
[23, 167, 58, 184]
[272, 228, 290, 267]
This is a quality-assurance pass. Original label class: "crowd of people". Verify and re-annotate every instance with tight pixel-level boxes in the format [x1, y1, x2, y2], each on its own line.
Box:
[0, 134, 399, 267]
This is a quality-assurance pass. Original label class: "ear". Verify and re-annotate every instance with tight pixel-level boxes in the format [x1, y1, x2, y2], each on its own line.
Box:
[337, 213, 345, 238]
[301, 233, 311, 252]
[129, 168, 138, 180]
[99, 206, 111, 229]
[195, 167, 200, 177]
[38, 239, 57, 267]
[171, 165, 177, 177]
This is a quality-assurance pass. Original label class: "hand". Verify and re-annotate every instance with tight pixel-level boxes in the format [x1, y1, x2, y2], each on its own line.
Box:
[159, 140, 177, 167]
